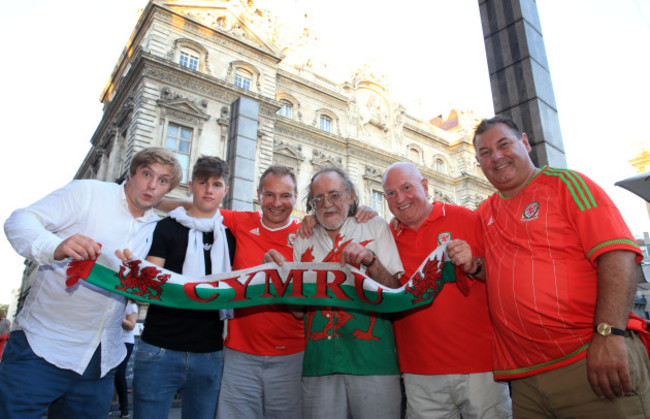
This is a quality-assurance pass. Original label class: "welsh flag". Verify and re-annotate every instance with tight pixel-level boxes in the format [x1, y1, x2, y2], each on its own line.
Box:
[66, 243, 468, 313]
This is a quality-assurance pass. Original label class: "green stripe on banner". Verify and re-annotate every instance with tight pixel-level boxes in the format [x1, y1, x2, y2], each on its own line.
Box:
[73, 243, 460, 313]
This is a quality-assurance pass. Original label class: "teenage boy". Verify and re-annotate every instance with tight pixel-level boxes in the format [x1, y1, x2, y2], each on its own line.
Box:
[132, 156, 235, 419]
[1, 147, 182, 418]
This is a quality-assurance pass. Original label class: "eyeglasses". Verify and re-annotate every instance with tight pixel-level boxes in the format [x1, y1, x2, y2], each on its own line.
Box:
[311, 191, 344, 208]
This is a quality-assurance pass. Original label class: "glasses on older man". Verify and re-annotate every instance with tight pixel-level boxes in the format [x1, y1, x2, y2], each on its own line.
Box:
[310, 191, 345, 208]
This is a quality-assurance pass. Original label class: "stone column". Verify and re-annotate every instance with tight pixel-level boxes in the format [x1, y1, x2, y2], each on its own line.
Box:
[223, 97, 258, 211]
[478, 0, 566, 167]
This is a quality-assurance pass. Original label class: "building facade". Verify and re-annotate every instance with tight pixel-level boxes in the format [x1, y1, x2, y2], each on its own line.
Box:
[76, 0, 493, 218]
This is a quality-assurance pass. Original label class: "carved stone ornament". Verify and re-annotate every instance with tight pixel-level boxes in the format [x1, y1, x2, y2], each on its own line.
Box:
[359, 95, 389, 137]
[273, 139, 304, 161]
[311, 149, 342, 167]
[157, 92, 211, 134]
[363, 165, 383, 181]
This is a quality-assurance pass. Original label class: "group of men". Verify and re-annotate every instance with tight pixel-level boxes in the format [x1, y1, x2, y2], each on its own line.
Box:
[0, 115, 648, 419]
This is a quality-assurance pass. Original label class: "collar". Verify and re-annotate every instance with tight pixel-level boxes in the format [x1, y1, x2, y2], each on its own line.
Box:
[259, 212, 296, 231]
[397, 201, 444, 236]
[497, 166, 546, 199]
[119, 181, 158, 222]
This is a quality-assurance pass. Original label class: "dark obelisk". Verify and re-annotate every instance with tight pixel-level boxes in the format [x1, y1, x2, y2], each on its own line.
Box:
[224, 97, 258, 211]
[478, 0, 567, 167]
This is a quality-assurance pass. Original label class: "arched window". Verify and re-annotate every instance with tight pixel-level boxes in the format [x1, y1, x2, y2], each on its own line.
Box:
[435, 158, 445, 173]
[408, 147, 421, 163]
[320, 115, 332, 132]
[234, 68, 253, 90]
[278, 100, 293, 118]
[171, 38, 210, 74]
[179, 50, 200, 70]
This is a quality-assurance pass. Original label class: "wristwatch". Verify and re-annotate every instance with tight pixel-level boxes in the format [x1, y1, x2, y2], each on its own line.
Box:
[594, 323, 626, 337]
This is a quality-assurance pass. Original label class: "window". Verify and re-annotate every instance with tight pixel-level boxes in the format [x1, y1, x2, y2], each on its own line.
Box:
[408, 147, 421, 163]
[165, 123, 192, 183]
[234, 69, 252, 90]
[435, 158, 445, 173]
[371, 189, 384, 217]
[179, 51, 199, 71]
[319, 115, 332, 132]
[278, 100, 293, 118]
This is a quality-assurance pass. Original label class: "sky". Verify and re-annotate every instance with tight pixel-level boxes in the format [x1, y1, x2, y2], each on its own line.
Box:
[1, 0, 649, 306]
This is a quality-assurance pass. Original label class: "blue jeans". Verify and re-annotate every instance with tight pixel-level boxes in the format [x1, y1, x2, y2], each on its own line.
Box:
[132, 340, 223, 419]
[0, 330, 115, 419]
[114, 342, 135, 412]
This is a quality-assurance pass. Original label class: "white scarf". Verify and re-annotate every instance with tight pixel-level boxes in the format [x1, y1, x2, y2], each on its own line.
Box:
[168, 207, 233, 319]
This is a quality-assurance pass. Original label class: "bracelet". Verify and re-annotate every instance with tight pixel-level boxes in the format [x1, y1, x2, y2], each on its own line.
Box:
[364, 250, 378, 268]
[469, 258, 483, 276]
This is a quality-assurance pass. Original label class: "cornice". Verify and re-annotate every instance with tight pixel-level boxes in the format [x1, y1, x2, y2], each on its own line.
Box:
[277, 69, 348, 104]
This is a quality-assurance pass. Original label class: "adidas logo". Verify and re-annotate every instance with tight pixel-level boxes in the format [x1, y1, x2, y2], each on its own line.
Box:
[488, 217, 494, 226]
[250, 228, 260, 236]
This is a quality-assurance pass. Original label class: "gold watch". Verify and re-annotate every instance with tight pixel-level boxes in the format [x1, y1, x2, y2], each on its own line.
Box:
[595, 323, 626, 337]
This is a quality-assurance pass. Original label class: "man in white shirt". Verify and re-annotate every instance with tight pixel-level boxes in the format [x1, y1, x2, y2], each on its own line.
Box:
[0, 147, 181, 418]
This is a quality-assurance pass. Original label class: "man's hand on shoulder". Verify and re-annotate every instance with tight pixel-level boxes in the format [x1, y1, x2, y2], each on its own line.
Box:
[355, 205, 378, 223]
[297, 215, 318, 239]
[263, 249, 287, 266]
[54, 234, 101, 261]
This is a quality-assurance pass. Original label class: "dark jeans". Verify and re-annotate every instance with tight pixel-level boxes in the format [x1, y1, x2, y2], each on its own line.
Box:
[0, 330, 115, 419]
[114, 342, 134, 412]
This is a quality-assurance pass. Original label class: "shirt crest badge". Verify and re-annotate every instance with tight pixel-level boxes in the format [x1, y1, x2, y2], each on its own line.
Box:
[288, 233, 296, 247]
[437, 232, 452, 245]
[521, 201, 540, 222]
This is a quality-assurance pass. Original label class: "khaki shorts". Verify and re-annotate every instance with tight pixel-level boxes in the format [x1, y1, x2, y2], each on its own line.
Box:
[511, 332, 650, 418]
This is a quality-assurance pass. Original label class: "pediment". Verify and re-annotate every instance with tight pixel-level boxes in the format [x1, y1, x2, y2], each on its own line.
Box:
[311, 149, 342, 167]
[158, 97, 210, 121]
[273, 139, 304, 161]
[363, 165, 383, 183]
[158, 1, 284, 57]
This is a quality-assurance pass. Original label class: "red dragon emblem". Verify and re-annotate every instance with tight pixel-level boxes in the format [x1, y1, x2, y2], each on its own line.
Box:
[303, 234, 379, 341]
[114, 260, 170, 300]
[406, 257, 447, 303]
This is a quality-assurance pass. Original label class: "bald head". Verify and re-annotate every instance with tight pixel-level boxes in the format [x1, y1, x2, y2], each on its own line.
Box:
[383, 162, 433, 231]
[383, 162, 421, 185]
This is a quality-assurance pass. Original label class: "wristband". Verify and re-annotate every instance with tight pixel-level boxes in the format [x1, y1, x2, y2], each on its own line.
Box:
[469, 258, 483, 276]
[364, 250, 377, 268]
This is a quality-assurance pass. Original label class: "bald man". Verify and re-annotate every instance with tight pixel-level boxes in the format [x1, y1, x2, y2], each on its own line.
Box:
[382, 162, 511, 419]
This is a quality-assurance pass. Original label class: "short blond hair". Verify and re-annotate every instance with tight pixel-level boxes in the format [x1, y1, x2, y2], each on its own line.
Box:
[129, 147, 183, 190]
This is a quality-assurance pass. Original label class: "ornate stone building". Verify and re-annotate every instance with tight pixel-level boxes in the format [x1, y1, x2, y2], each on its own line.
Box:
[75, 0, 493, 219]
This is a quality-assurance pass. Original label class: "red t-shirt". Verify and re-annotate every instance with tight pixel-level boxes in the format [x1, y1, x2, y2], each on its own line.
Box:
[477, 167, 643, 379]
[392, 202, 494, 374]
[221, 210, 305, 356]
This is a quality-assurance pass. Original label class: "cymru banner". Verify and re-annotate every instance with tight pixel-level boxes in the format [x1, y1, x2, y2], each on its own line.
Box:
[66, 243, 467, 313]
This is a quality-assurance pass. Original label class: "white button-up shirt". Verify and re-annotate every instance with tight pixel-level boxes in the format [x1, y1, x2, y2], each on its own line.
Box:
[4, 180, 159, 376]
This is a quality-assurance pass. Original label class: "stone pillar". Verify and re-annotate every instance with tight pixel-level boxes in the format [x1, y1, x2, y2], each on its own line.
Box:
[224, 97, 258, 211]
[478, 0, 567, 167]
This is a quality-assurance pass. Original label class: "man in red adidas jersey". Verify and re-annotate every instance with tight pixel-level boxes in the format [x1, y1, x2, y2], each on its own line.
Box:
[382, 162, 512, 419]
[216, 165, 305, 419]
[473, 116, 649, 418]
